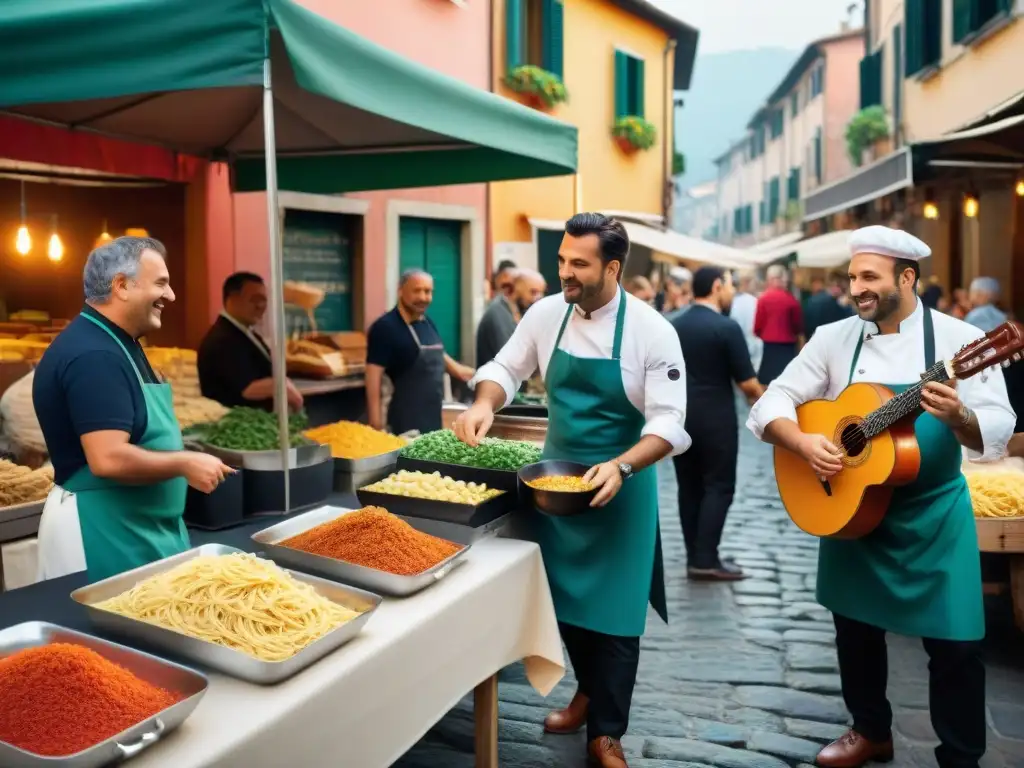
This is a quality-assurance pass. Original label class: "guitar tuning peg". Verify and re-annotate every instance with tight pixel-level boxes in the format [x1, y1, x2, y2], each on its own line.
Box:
[1002, 360, 1011, 368]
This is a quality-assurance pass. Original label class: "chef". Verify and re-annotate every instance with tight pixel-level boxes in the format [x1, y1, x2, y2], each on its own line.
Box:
[747, 225, 1014, 768]
[197, 272, 304, 411]
[33, 237, 233, 583]
[454, 213, 688, 768]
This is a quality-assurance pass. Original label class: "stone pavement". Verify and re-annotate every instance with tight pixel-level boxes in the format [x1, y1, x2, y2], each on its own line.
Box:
[395, 423, 1024, 768]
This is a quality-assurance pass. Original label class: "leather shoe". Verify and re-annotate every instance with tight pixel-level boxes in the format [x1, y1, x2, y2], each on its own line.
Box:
[588, 736, 628, 767]
[688, 561, 747, 581]
[816, 730, 894, 767]
[543, 691, 588, 734]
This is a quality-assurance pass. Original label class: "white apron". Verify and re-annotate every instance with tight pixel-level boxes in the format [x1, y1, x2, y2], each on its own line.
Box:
[35, 485, 87, 582]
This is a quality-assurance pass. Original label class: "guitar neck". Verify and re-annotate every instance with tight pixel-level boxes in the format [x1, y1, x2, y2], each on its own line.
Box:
[862, 360, 950, 438]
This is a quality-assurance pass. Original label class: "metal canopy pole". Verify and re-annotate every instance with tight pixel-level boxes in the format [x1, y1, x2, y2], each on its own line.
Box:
[262, 57, 291, 512]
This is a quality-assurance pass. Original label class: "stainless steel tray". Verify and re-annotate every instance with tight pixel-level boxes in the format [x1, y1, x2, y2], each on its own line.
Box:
[251, 505, 471, 597]
[331, 447, 402, 472]
[197, 441, 331, 470]
[0, 621, 208, 768]
[70, 544, 382, 685]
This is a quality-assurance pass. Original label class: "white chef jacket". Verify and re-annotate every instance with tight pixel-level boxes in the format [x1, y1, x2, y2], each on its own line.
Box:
[747, 299, 1015, 462]
[729, 291, 762, 367]
[471, 290, 691, 455]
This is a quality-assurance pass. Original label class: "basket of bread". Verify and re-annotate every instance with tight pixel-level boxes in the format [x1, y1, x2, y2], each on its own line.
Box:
[286, 338, 347, 379]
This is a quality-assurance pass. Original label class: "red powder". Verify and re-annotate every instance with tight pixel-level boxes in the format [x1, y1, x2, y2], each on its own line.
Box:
[0, 643, 182, 756]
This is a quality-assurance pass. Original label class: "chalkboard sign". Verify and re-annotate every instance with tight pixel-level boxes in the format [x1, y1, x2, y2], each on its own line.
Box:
[282, 209, 354, 334]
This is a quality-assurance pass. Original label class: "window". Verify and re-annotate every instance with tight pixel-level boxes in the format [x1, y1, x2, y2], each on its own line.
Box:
[859, 47, 883, 109]
[787, 168, 801, 202]
[893, 24, 903, 143]
[953, 0, 1014, 43]
[614, 50, 645, 117]
[749, 125, 766, 158]
[813, 127, 823, 183]
[506, 0, 564, 78]
[904, 0, 941, 76]
[769, 109, 784, 140]
[768, 176, 781, 222]
[810, 64, 824, 98]
[790, 92, 800, 117]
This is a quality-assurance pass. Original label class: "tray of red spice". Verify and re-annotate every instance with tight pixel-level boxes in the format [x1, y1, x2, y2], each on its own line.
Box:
[251, 505, 472, 597]
[0, 621, 207, 768]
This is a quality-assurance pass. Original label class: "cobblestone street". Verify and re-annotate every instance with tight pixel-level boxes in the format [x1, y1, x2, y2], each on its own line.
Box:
[396, 422, 1024, 768]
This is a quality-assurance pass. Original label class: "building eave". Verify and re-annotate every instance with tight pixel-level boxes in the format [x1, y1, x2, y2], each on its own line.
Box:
[606, 0, 700, 90]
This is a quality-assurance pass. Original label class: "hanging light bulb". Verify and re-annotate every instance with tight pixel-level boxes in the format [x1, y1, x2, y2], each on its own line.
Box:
[15, 225, 31, 255]
[963, 193, 979, 218]
[1016, 180, 1024, 197]
[47, 215, 63, 262]
[923, 202, 939, 220]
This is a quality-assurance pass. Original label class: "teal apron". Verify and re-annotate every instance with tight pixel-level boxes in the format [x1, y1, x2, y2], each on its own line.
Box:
[66, 313, 190, 583]
[817, 308, 984, 641]
[534, 288, 668, 637]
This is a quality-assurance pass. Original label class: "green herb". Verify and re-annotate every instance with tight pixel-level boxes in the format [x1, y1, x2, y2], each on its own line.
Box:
[400, 429, 540, 471]
[203, 407, 310, 452]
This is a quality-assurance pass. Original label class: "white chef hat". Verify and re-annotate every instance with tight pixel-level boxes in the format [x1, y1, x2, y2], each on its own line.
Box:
[848, 225, 931, 261]
[668, 266, 692, 284]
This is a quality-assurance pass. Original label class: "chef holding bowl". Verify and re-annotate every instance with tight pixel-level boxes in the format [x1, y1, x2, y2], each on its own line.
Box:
[453, 213, 689, 768]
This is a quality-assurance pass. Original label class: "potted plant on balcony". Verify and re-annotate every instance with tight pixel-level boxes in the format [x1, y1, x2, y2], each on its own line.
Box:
[845, 105, 891, 166]
[504, 65, 568, 110]
[612, 116, 657, 154]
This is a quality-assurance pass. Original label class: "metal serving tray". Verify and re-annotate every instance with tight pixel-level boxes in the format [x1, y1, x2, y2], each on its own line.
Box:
[70, 544, 382, 685]
[0, 621, 208, 768]
[197, 441, 331, 471]
[251, 505, 472, 597]
[331, 447, 402, 473]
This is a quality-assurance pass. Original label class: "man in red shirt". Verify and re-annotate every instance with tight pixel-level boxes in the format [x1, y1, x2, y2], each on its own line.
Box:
[754, 265, 803, 385]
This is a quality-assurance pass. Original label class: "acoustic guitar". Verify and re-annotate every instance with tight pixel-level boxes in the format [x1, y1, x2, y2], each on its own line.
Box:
[775, 322, 1024, 539]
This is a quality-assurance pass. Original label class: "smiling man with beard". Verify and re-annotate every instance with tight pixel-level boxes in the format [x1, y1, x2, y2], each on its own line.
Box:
[747, 226, 1015, 768]
[454, 213, 688, 768]
[32, 237, 233, 583]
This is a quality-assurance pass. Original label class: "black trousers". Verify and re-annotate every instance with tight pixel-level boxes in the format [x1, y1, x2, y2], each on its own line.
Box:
[833, 613, 986, 768]
[559, 622, 640, 742]
[758, 341, 796, 385]
[673, 418, 738, 570]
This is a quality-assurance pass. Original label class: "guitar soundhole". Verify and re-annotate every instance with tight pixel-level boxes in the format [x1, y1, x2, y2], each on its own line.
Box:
[840, 423, 868, 458]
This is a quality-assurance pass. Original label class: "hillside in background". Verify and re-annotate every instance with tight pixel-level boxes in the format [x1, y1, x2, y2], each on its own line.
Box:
[675, 47, 798, 189]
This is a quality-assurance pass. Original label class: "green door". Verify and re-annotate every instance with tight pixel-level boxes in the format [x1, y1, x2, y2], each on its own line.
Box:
[398, 217, 462, 355]
[282, 209, 355, 333]
[537, 229, 562, 296]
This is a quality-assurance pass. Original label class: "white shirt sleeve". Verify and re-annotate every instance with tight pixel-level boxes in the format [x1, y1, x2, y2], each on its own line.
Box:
[747, 328, 832, 439]
[469, 305, 543, 407]
[955, 328, 1015, 462]
[640, 322, 690, 456]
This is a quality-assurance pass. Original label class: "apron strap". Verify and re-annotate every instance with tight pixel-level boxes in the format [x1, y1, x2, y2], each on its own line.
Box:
[611, 287, 627, 361]
[847, 304, 936, 387]
[553, 303, 574, 348]
[80, 313, 146, 387]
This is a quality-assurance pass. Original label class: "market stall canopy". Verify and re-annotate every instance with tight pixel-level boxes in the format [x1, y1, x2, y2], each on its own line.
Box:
[914, 113, 1024, 166]
[791, 230, 854, 269]
[528, 218, 757, 269]
[0, 0, 578, 193]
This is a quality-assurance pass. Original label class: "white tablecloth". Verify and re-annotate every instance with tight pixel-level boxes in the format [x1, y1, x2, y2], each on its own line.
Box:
[134, 537, 565, 768]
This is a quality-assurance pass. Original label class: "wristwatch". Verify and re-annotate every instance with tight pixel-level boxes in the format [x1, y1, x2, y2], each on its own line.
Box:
[618, 462, 634, 481]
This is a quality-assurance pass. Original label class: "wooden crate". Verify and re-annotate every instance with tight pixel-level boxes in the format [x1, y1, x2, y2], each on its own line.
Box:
[976, 517, 1024, 632]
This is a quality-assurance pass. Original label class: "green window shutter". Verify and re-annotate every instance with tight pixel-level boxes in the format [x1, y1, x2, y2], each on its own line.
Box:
[904, 0, 920, 75]
[859, 51, 882, 108]
[996, 0, 1014, 14]
[792, 168, 801, 200]
[542, 0, 564, 79]
[614, 50, 629, 117]
[733, 208, 742, 233]
[790, 92, 799, 117]
[814, 128, 823, 182]
[631, 57, 646, 117]
[893, 24, 903, 130]
[745, 205, 753, 232]
[952, 0, 973, 41]
[923, 0, 941, 67]
[506, 0, 524, 72]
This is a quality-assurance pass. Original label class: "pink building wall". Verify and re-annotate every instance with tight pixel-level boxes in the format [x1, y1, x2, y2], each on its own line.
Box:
[205, 0, 490, 330]
[822, 34, 865, 185]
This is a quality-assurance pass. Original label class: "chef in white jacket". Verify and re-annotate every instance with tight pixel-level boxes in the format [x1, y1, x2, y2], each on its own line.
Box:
[747, 225, 1014, 768]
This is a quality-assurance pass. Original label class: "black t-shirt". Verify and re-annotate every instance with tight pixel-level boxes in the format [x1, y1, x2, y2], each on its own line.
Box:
[672, 304, 756, 426]
[366, 307, 443, 381]
[33, 305, 160, 486]
[197, 315, 274, 410]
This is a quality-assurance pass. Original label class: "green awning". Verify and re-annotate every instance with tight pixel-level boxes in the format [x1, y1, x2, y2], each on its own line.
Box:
[0, 0, 578, 192]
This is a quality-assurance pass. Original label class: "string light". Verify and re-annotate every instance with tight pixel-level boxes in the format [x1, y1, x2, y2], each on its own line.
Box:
[923, 202, 939, 220]
[963, 194, 979, 218]
[15, 225, 31, 255]
[1016, 180, 1024, 197]
[47, 215, 63, 262]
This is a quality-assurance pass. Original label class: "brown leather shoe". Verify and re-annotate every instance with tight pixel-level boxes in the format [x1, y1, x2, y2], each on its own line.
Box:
[816, 730, 894, 767]
[588, 736, 628, 767]
[543, 691, 589, 734]
[687, 561, 747, 581]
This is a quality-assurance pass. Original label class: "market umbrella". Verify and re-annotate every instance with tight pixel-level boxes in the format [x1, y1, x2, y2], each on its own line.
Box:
[0, 0, 580, 507]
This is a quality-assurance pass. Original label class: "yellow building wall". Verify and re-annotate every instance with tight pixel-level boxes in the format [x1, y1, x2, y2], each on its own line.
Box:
[904, 18, 1024, 139]
[490, 0, 674, 243]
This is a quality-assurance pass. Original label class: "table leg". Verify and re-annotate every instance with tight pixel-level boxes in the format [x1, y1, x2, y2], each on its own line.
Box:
[1010, 556, 1024, 632]
[474, 673, 498, 768]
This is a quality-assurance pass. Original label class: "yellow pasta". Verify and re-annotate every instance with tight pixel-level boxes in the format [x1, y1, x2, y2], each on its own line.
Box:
[967, 472, 1024, 518]
[526, 475, 593, 492]
[362, 469, 503, 504]
[94, 553, 362, 662]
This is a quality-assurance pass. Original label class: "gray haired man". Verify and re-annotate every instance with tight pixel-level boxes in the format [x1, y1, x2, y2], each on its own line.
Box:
[964, 276, 1008, 332]
[32, 236, 232, 583]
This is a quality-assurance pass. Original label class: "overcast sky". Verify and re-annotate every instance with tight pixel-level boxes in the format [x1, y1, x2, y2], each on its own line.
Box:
[651, 0, 865, 54]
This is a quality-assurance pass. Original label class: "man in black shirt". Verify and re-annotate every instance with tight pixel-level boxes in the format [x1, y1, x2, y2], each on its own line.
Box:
[804, 271, 853, 339]
[197, 273, 303, 412]
[671, 266, 763, 581]
[365, 269, 475, 435]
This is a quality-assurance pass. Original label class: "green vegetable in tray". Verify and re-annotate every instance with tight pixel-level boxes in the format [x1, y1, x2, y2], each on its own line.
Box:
[400, 429, 541, 471]
[203, 407, 310, 452]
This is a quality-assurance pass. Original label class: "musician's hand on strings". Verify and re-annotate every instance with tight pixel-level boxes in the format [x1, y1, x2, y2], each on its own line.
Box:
[797, 433, 844, 478]
[921, 381, 965, 427]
